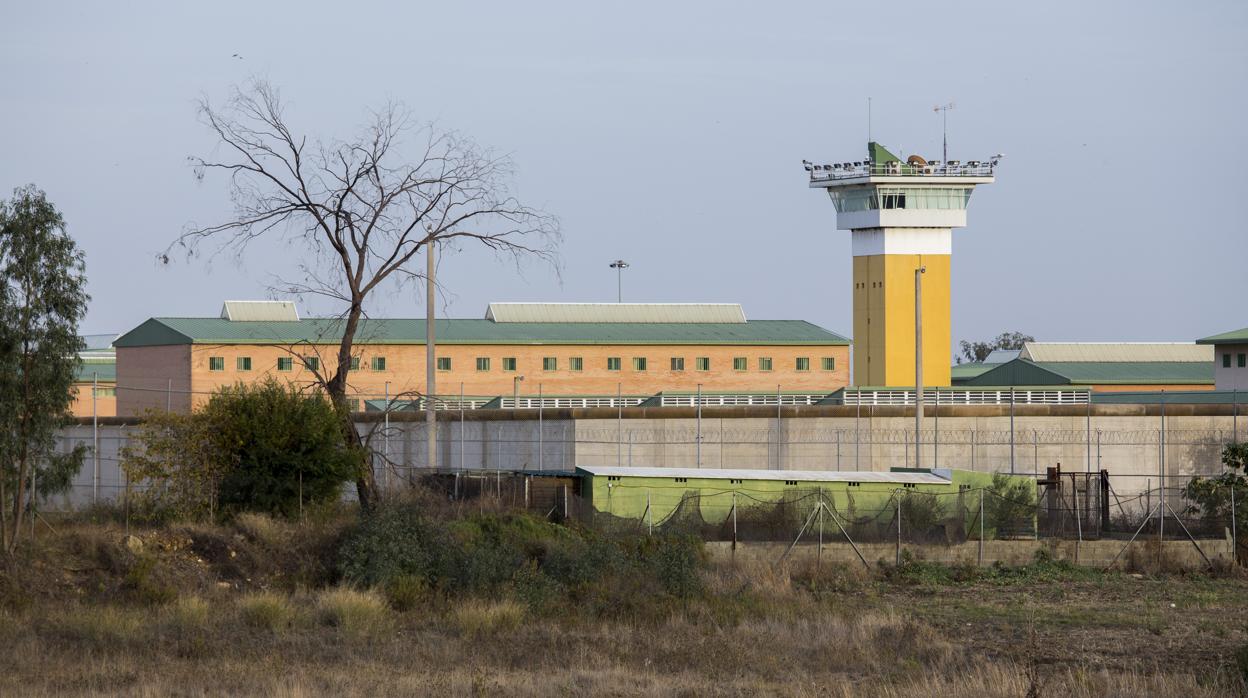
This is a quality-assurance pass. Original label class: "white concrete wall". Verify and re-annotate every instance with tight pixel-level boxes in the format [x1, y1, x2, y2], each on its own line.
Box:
[1214, 343, 1248, 391]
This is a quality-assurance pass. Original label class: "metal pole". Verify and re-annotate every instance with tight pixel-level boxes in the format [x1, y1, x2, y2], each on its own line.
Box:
[914, 266, 924, 469]
[617, 383, 623, 466]
[978, 488, 985, 566]
[731, 491, 738, 554]
[696, 383, 703, 468]
[775, 384, 781, 470]
[384, 381, 390, 488]
[1073, 476, 1082, 563]
[647, 490, 652, 535]
[1234, 389, 1239, 443]
[934, 387, 939, 468]
[835, 430, 840, 471]
[1097, 429, 1102, 471]
[1009, 387, 1015, 474]
[971, 429, 975, 471]
[459, 383, 464, 474]
[896, 495, 902, 566]
[538, 383, 543, 472]
[628, 431, 633, 467]
[1033, 430, 1038, 479]
[1232, 485, 1238, 566]
[855, 399, 861, 469]
[1159, 393, 1165, 552]
[1086, 399, 1092, 475]
[92, 371, 99, 505]
[166, 377, 171, 412]
[426, 241, 437, 474]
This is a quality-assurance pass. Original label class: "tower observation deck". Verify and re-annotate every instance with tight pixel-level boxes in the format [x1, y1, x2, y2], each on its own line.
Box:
[805, 142, 999, 387]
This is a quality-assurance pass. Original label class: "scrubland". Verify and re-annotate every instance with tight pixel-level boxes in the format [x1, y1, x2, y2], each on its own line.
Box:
[0, 495, 1244, 697]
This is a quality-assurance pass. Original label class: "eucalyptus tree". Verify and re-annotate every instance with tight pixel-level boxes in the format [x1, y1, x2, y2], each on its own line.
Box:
[0, 186, 89, 553]
[175, 80, 559, 509]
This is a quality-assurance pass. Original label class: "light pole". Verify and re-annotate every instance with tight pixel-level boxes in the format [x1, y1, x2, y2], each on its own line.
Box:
[933, 102, 955, 164]
[915, 265, 926, 469]
[513, 375, 524, 411]
[609, 260, 629, 303]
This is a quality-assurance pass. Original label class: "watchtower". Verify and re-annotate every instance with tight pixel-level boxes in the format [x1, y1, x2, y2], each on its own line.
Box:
[805, 143, 998, 386]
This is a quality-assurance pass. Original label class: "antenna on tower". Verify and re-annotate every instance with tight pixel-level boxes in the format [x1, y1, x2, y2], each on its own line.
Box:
[933, 102, 955, 164]
[868, 97, 872, 142]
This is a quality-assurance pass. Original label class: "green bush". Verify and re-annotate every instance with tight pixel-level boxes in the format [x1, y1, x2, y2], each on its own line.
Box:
[123, 379, 360, 520]
[337, 503, 707, 610]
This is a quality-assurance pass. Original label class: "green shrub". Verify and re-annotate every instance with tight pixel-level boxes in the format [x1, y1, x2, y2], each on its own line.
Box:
[337, 504, 709, 610]
[123, 379, 361, 521]
[123, 556, 177, 605]
[383, 575, 427, 612]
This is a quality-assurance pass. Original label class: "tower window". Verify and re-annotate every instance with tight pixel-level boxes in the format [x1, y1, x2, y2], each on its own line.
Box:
[569, 357, 583, 371]
[696, 357, 710, 371]
[372, 356, 387, 371]
[607, 357, 621, 371]
[208, 357, 224, 372]
[671, 357, 685, 371]
[822, 357, 836, 371]
[795, 357, 809, 372]
[758, 357, 773, 371]
[543, 357, 557, 371]
[633, 357, 647, 371]
[436, 357, 451, 371]
[502, 357, 516, 371]
[733, 357, 747, 371]
[476, 357, 490, 371]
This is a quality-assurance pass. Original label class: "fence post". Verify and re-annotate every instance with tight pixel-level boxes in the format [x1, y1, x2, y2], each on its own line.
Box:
[731, 491, 738, 555]
[1073, 478, 1082, 564]
[775, 384, 782, 470]
[30, 468, 36, 544]
[817, 489, 824, 569]
[538, 383, 544, 472]
[855, 400, 861, 469]
[617, 383, 623, 466]
[696, 383, 702, 468]
[648, 489, 658, 536]
[978, 488, 984, 566]
[1232, 485, 1238, 566]
[896, 495, 902, 566]
[904, 430, 909, 468]
[835, 430, 840, 471]
[1009, 387, 1016, 475]
[971, 429, 975, 471]
[459, 382, 465, 474]
[92, 372, 99, 505]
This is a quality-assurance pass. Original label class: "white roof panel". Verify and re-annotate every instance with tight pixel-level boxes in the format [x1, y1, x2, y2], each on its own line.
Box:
[575, 465, 951, 484]
[220, 300, 300, 322]
[485, 303, 747, 324]
[1020, 342, 1212, 363]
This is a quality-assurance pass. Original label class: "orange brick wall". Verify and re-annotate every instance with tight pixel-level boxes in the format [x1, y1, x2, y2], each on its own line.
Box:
[1091, 384, 1214, 393]
[70, 382, 117, 418]
[119, 342, 851, 411]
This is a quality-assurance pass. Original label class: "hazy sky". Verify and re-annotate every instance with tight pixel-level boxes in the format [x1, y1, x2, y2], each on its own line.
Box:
[3, 1, 1245, 348]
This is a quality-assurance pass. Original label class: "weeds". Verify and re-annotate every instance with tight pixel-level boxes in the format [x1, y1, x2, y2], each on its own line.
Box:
[452, 598, 526, 636]
[239, 592, 297, 632]
[315, 587, 390, 639]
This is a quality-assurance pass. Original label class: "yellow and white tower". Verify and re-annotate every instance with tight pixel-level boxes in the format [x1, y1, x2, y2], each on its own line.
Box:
[805, 143, 997, 387]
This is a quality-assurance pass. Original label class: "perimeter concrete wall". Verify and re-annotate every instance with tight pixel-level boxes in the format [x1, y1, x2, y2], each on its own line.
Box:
[53, 404, 1246, 507]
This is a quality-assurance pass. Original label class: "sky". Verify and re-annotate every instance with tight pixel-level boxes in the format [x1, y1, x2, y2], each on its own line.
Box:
[2, 1, 1245, 349]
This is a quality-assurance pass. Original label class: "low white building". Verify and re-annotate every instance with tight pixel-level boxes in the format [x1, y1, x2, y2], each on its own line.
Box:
[1197, 327, 1248, 391]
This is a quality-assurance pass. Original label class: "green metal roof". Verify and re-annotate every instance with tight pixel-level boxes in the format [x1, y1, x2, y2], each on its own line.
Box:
[964, 359, 1213, 387]
[950, 362, 996, 383]
[114, 317, 850, 348]
[1197, 327, 1248, 344]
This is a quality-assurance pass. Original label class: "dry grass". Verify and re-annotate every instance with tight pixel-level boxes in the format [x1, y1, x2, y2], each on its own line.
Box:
[232, 512, 287, 548]
[239, 591, 298, 632]
[452, 598, 526, 636]
[315, 587, 391, 639]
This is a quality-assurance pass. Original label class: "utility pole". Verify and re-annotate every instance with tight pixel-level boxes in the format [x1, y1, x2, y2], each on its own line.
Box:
[915, 266, 925, 469]
[426, 241, 437, 472]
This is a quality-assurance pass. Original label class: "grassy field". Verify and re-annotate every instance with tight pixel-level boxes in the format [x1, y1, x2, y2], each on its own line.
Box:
[0, 503, 1245, 697]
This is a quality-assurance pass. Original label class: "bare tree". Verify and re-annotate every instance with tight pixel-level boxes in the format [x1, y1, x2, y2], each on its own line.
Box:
[174, 80, 559, 510]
